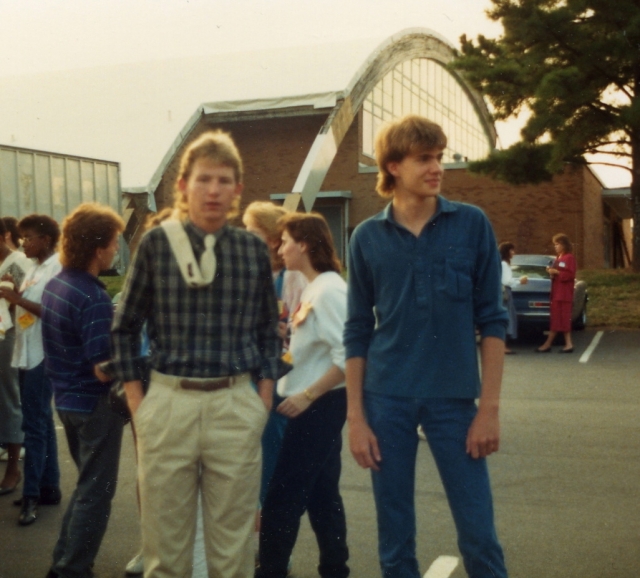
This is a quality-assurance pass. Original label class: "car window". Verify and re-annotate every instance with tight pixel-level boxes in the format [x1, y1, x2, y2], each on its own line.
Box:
[510, 264, 550, 280]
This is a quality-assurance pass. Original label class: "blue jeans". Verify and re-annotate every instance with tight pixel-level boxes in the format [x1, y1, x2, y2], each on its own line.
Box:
[20, 362, 60, 498]
[259, 388, 349, 578]
[52, 395, 124, 578]
[260, 392, 288, 504]
[365, 392, 507, 578]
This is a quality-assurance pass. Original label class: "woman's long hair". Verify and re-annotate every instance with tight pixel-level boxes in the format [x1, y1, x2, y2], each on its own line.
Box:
[278, 212, 341, 274]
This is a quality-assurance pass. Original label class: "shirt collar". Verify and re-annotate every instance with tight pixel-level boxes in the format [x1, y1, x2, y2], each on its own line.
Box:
[380, 195, 458, 225]
[184, 219, 228, 242]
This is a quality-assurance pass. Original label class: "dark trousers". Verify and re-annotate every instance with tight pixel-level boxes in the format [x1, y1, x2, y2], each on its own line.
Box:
[20, 362, 60, 498]
[51, 395, 124, 578]
[258, 388, 349, 578]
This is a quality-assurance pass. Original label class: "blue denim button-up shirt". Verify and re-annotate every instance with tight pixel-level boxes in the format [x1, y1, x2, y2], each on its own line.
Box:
[344, 196, 507, 399]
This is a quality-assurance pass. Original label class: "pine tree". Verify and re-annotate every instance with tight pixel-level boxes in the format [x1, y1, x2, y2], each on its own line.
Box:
[452, 0, 640, 270]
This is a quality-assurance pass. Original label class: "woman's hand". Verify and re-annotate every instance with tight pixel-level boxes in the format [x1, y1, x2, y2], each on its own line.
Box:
[0, 285, 20, 304]
[277, 392, 312, 418]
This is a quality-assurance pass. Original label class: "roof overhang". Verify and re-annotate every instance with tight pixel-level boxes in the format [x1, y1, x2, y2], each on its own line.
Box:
[602, 187, 633, 220]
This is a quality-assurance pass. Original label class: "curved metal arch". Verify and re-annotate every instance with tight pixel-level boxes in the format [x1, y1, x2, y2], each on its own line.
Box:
[288, 29, 496, 213]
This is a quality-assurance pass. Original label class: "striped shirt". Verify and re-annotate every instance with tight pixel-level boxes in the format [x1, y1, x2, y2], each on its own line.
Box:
[41, 269, 114, 412]
[111, 220, 285, 383]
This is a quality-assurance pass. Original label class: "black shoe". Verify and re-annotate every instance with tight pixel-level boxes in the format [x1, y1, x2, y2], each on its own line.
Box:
[559, 347, 574, 353]
[18, 496, 38, 526]
[535, 347, 552, 353]
[14, 487, 61, 507]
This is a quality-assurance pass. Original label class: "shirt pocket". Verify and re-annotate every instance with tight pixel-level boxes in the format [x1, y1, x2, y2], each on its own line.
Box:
[440, 248, 475, 302]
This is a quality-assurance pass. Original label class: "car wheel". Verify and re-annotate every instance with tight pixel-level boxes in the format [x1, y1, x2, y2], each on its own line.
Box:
[573, 301, 587, 331]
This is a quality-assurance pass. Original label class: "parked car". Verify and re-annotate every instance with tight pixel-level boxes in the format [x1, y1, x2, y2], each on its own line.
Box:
[509, 254, 588, 334]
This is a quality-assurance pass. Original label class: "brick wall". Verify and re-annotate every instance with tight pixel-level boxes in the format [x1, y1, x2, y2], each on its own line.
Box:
[152, 111, 605, 269]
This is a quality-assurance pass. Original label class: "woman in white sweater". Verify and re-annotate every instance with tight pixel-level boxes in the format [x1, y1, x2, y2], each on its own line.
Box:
[257, 212, 349, 578]
[499, 242, 528, 354]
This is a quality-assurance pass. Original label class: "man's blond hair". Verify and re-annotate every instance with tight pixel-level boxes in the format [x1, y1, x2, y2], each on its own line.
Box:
[375, 115, 447, 198]
[173, 130, 244, 219]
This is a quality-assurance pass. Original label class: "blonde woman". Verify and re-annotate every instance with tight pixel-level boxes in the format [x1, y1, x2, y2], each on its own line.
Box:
[242, 201, 306, 506]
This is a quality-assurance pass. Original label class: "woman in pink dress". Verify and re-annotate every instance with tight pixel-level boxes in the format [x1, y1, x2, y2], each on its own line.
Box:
[537, 234, 576, 353]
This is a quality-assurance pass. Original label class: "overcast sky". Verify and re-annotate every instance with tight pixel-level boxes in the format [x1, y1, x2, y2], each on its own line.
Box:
[0, 0, 502, 77]
[0, 0, 629, 187]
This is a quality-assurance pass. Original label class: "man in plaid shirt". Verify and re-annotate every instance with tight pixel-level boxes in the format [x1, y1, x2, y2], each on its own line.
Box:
[111, 131, 286, 578]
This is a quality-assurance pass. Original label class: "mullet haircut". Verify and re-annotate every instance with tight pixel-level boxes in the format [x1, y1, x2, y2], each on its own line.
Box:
[60, 203, 125, 270]
[375, 115, 447, 198]
[173, 130, 243, 220]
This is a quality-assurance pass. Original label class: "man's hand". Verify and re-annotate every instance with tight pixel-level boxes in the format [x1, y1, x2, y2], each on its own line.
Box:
[466, 408, 500, 459]
[93, 363, 111, 383]
[256, 379, 274, 412]
[277, 393, 311, 418]
[348, 417, 382, 471]
[124, 380, 145, 417]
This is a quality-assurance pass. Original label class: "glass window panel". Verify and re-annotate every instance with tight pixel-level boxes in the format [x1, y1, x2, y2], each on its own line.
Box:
[361, 57, 492, 161]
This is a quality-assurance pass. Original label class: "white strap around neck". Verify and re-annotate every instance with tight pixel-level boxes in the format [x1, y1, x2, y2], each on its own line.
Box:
[160, 219, 216, 287]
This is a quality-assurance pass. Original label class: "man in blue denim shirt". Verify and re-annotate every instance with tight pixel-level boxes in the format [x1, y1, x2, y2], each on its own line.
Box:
[344, 115, 509, 578]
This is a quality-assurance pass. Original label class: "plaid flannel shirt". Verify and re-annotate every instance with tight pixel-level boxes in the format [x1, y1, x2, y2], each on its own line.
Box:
[111, 220, 287, 383]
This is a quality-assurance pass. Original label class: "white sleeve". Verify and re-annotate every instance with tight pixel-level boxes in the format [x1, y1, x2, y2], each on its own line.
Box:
[501, 261, 515, 287]
[313, 281, 347, 372]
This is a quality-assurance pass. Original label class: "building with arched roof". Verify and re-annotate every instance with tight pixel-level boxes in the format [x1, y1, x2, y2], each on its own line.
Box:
[126, 27, 630, 268]
[133, 29, 497, 257]
[0, 28, 629, 267]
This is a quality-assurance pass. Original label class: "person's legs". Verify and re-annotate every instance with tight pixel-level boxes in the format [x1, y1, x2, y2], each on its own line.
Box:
[538, 330, 557, 351]
[259, 389, 348, 578]
[20, 363, 59, 500]
[306, 390, 349, 578]
[200, 376, 265, 578]
[0, 444, 22, 489]
[135, 374, 200, 578]
[0, 331, 24, 490]
[259, 392, 288, 505]
[364, 392, 421, 578]
[421, 399, 507, 578]
[41, 394, 61, 490]
[51, 396, 124, 578]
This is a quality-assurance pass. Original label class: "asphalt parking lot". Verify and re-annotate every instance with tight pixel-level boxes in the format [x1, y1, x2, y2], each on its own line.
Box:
[1, 329, 638, 578]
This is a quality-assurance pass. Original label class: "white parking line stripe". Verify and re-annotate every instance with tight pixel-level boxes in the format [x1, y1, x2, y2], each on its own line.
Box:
[579, 331, 604, 364]
[423, 555, 459, 578]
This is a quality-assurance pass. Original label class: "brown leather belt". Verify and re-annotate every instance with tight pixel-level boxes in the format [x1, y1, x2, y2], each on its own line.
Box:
[179, 377, 232, 392]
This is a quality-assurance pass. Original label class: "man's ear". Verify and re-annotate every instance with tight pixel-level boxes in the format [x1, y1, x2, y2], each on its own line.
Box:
[177, 178, 187, 198]
[386, 161, 399, 177]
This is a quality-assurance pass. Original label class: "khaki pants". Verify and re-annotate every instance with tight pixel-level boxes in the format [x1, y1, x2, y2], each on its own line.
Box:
[135, 371, 267, 578]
